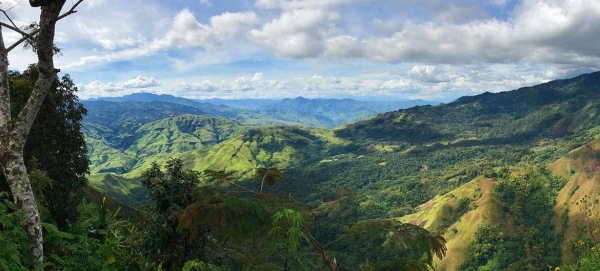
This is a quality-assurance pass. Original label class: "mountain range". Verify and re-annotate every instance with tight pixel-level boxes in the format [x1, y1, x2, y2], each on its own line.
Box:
[85, 94, 432, 128]
[84, 71, 600, 269]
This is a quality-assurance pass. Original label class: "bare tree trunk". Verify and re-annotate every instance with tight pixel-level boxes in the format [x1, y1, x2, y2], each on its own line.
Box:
[0, 1, 74, 268]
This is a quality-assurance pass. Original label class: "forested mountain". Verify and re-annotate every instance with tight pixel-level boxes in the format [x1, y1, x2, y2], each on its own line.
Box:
[86, 93, 431, 128]
[83, 102, 246, 174]
[82, 71, 600, 269]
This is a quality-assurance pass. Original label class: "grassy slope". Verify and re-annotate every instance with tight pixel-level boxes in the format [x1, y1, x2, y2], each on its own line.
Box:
[122, 126, 349, 179]
[393, 136, 600, 270]
[549, 138, 600, 262]
[400, 177, 501, 270]
[87, 114, 245, 174]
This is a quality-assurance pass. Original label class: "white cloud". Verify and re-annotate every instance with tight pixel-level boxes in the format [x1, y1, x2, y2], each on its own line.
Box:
[11, 0, 599, 102]
[250, 9, 339, 58]
[64, 9, 259, 68]
[251, 72, 263, 81]
[200, 0, 213, 7]
[78, 76, 161, 99]
[121, 76, 161, 88]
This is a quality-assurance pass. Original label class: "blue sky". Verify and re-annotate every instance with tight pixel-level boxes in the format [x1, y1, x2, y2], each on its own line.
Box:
[4, 0, 600, 101]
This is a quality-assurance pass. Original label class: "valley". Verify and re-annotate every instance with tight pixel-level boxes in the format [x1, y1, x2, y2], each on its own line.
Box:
[85, 71, 600, 269]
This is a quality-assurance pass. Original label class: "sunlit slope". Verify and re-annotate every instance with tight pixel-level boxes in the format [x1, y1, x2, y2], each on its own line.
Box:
[123, 125, 350, 178]
[85, 123, 138, 174]
[400, 177, 501, 270]
[549, 138, 600, 262]
[125, 114, 244, 158]
[86, 113, 245, 174]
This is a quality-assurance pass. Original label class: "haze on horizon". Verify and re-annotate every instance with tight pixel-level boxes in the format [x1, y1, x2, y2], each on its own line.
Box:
[5, 0, 600, 102]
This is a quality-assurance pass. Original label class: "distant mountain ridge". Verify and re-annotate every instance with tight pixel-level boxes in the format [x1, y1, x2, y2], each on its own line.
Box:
[85, 93, 433, 128]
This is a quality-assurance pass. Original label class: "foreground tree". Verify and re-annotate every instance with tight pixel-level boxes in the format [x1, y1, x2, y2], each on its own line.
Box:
[0, 0, 84, 267]
[0, 65, 89, 226]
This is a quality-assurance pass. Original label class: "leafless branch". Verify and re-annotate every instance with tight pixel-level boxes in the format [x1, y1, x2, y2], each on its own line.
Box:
[57, 0, 84, 21]
[0, 22, 31, 37]
[3, 0, 24, 12]
[6, 35, 28, 52]
[3, 0, 84, 52]
[1, 9, 19, 29]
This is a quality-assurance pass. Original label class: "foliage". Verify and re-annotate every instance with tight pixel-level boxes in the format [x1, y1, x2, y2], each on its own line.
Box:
[332, 219, 446, 271]
[138, 159, 202, 271]
[0, 192, 32, 271]
[459, 167, 563, 270]
[42, 197, 139, 271]
[0, 190, 139, 271]
[1, 66, 89, 226]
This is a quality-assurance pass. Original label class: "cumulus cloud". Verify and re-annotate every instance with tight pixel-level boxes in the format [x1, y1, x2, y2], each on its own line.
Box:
[178, 81, 219, 92]
[250, 9, 339, 58]
[63, 0, 600, 71]
[250, 0, 600, 67]
[170, 73, 273, 97]
[407, 65, 455, 83]
[64, 9, 259, 68]
[40, 0, 600, 102]
[251, 72, 263, 81]
[121, 76, 161, 88]
[78, 76, 161, 99]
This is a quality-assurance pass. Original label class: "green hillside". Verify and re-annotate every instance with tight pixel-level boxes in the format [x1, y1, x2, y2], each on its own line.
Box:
[83, 102, 247, 174]
[84, 71, 600, 268]
[122, 125, 349, 178]
[125, 114, 243, 158]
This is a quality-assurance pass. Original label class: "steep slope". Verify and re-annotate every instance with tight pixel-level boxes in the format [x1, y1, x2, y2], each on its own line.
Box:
[398, 166, 565, 270]
[400, 177, 501, 270]
[89, 125, 348, 204]
[83, 100, 206, 133]
[87, 116, 245, 175]
[549, 138, 600, 262]
[336, 71, 600, 144]
[125, 114, 244, 158]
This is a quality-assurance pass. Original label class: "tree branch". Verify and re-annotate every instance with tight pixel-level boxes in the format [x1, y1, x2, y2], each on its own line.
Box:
[1, 9, 19, 29]
[0, 22, 32, 37]
[3, 0, 84, 52]
[6, 35, 29, 52]
[57, 0, 84, 21]
[323, 231, 366, 248]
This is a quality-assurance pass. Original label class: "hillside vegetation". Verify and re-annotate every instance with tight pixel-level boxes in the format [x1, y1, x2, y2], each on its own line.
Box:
[86, 71, 600, 268]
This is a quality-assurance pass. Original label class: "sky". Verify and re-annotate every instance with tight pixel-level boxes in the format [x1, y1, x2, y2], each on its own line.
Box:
[3, 0, 600, 102]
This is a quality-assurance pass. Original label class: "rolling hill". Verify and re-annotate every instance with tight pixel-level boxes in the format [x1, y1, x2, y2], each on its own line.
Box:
[85, 71, 600, 268]
[83, 102, 246, 174]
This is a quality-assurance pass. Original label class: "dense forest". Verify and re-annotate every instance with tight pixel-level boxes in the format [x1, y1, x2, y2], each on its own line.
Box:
[3, 1, 600, 271]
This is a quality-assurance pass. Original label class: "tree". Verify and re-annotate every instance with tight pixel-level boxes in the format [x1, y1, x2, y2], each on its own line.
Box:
[0, 65, 89, 227]
[140, 160, 202, 270]
[0, 0, 84, 267]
